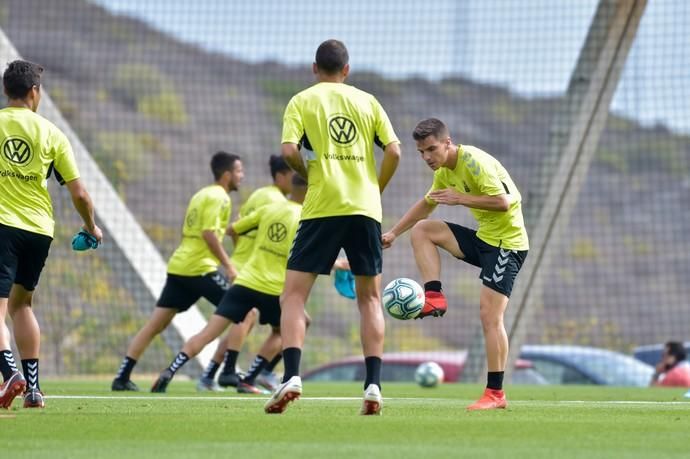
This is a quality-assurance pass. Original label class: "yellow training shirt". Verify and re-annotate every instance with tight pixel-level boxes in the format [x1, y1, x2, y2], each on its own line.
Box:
[282, 82, 399, 223]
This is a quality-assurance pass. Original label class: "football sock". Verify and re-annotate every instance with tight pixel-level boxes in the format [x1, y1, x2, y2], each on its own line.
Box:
[0, 349, 18, 380]
[167, 352, 190, 375]
[202, 360, 221, 380]
[265, 353, 282, 372]
[424, 280, 443, 293]
[282, 347, 301, 383]
[244, 355, 268, 384]
[221, 350, 239, 375]
[364, 356, 382, 390]
[115, 356, 137, 381]
[487, 371, 504, 390]
[21, 359, 40, 391]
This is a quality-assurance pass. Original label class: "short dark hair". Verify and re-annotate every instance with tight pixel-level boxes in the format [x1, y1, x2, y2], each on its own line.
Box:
[3, 60, 43, 100]
[315, 39, 348, 75]
[269, 154, 291, 179]
[211, 151, 240, 180]
[666, 341, 687, 361]
[291, 173, 307, 187]
[412, 118, 450, 141]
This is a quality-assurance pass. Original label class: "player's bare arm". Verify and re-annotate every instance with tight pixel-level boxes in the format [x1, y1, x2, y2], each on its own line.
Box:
[202, 229, 236, 280]
[428, 189, 510, 211]
[382, 198, 436, 249]
[281, 142, 308, 179]
[378, 142, 401, 193]
[65, 178, 103, 242]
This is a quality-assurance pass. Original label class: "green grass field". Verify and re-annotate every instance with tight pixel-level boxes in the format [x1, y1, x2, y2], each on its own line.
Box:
[2, 380, 689, 459]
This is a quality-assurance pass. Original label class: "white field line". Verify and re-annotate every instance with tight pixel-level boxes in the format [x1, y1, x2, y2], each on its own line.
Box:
[45, 395, 690, 406]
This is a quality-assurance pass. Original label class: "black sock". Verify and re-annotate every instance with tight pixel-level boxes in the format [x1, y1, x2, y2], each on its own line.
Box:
[487, 371, 504, 390]
[221, 350, 239, 375]
[167, 352, 190, 375]
[265, 353, 282, 373]
[22, 359, 40, 391]
[281, 347, 301, 383]
[115, 356, 137, 382]
[0, 349, 18, 380]
[364, 356, 382, 390]
[202, 360, 221, 380]
[244, 355, 269, 385]
[424, 281, 442, 292]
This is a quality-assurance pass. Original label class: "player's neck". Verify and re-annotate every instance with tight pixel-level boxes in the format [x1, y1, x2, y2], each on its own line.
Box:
[215, 180, 231, 193]
[7, 99, 33, 110]
[317, 75, 346, 84]
[443, 144, 459, 169]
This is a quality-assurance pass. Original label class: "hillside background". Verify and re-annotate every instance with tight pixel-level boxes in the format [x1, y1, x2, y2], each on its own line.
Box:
[1, 0, 688, 375]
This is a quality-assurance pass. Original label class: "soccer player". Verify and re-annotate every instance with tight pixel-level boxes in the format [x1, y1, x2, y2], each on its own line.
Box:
[200, 154, 295, 391]
[151, 175, 336, 393]
[0, 60, 102, 409]
[111, 152, 243, 391]
[382, 118, 529, 410]
[264, 39, 401, 416]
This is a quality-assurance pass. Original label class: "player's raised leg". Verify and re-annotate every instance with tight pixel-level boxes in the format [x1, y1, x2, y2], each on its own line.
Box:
[410, 219, 464, 319]
[467, 286, 510, 411]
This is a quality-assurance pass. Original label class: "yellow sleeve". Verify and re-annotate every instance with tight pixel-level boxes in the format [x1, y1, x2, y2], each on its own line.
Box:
[281, 96, 304, 145]
[372, 97, 399, 148]
[232, 209, 262, 235]
[52, 129, 80, 183]
[199, 194, 228, 231]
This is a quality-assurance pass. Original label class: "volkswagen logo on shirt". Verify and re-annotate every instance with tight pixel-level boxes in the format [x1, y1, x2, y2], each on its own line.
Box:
[267, 222, 287, 242]
[328, 115, 358, 146]
[2, 137, 33, 166]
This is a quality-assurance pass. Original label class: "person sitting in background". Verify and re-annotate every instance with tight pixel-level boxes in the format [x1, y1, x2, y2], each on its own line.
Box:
[650, 341, 690, 388]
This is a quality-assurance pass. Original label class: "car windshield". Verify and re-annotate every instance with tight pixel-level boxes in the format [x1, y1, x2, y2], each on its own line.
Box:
[566, 351, 654, 386]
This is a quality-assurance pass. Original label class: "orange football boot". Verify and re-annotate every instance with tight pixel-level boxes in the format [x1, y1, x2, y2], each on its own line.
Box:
[467, 388, 508, 411]
[416, 291, 448, 319]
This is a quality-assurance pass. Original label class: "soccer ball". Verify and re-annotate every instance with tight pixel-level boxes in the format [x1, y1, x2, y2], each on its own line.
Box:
[415, 361, 444, 388]
[382, 278, 424, 320]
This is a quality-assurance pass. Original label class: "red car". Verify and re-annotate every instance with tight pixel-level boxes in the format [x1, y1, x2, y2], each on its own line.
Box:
[303, 351, 542, 383]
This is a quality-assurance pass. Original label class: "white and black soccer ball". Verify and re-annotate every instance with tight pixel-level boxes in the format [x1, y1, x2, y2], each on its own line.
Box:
[415, 361, 445, 388]
[382, 278, 425, 320]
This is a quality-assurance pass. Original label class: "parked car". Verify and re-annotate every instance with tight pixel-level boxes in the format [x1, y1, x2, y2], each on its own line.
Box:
[520, 345, 655, 387]
[632, 342, 690, 367]
[303, 345, 654, 387]
[302, 350, 546, 384]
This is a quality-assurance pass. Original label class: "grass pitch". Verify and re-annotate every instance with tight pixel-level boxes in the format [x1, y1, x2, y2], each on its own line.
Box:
[1, 380, 688, 459]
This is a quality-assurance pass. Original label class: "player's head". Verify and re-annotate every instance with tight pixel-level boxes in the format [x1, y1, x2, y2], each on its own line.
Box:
[413, 118, 452, 171]
[3, 60, 43, 112]
[289, 174, 308, 204]
[664, 341, 687, 364]
[211, 151, 243, 191]
[313, 39, 349, 80]
[269, 154, 295, 195]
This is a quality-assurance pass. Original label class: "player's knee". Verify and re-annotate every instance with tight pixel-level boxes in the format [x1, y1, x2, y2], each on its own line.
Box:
[479, 307, 503, 329]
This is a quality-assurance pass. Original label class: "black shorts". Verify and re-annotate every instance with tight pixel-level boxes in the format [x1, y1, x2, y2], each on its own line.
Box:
[0, 224, 52, 297]
[157, 271, 229, 311]
[446, 222, 528, 298]
[287, 215, 382, 276]
[214, 284, 281, 327]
